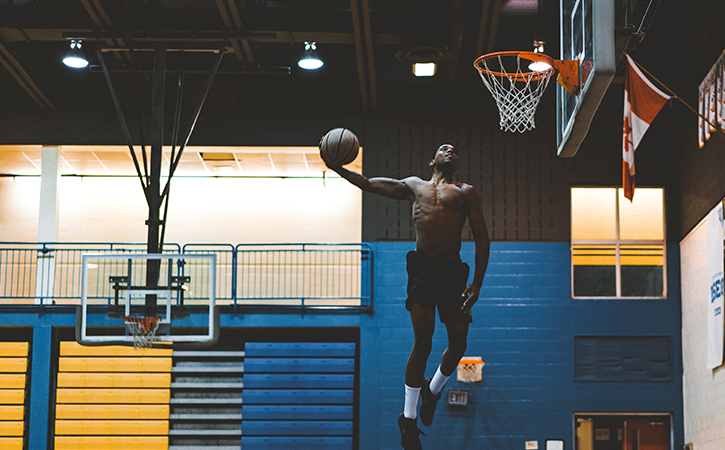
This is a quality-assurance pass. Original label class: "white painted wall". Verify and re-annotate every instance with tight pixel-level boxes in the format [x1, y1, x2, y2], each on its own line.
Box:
[0, 175, 361, 244]
[680, 218, 725, 450]
[0, 177, 41, 241]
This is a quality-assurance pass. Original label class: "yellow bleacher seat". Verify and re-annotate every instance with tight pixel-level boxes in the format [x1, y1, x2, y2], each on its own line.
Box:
[56, 373, 170, 388]
[0, 420, 24, 436]
[0, 437, 23, 450]
[0, 390, 25, 404]
[55, 388, 170, 404]
[53, 342, 173, 449]
[58, 357, 172, 373]
[55, 404, 169, 420]
[0, 405, 24, 421]
[0, 343, 28, 357]
[55, 419, 169, 435]
[54, 436, 168, 450]
[60, 342, 172, 357]
[0, 358, 27, 373]
[0, 374, 27, 389]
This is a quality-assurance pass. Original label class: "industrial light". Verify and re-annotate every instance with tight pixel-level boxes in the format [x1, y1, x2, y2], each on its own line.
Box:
[298, 42, 323, 70]
[63, 40, 89, 69]
[528, 40, 551, 72]
[413, 62, 436, 77]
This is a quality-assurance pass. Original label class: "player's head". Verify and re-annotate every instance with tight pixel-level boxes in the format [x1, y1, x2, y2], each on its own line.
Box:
[430, 144, 459, 172]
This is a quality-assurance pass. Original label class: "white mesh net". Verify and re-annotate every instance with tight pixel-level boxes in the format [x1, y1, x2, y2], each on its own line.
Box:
[457, 358, 485, 383]
[476, 54, 554, 133]
[125, 315, 161, 350]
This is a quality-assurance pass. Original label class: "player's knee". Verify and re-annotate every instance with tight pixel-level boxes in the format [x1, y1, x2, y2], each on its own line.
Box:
[413, 337, 433, 357]
[450, 341, 467, 359]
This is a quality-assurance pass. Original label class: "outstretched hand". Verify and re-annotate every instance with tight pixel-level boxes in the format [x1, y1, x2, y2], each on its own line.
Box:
[460, 284, 480, 314]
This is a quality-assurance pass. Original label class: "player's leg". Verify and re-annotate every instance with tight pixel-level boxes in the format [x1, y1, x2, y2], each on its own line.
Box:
[405, 302, 436, 405]
[399, 302, 434, 450]
[440, 320, 469, 376]
[420, 320, 469, 426]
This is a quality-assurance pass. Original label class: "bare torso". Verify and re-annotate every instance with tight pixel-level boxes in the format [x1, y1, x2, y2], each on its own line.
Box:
[405, 177, 470, 258]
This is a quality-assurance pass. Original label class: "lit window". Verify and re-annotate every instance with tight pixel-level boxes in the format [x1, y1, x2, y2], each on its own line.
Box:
[571, 187, 666, 298]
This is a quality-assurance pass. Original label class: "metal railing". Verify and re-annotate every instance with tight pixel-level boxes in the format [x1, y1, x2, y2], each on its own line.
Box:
[0, 242, 372, 310]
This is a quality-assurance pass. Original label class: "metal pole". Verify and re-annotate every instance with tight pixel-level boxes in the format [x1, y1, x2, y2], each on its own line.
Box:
[145, 47, 166, 317]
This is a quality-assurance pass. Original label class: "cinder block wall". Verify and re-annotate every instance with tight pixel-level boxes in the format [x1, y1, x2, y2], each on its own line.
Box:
[370, 241, 684, 450]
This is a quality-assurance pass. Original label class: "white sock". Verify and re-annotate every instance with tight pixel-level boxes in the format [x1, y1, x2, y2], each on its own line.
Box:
[404, 385, 421, 419]
[429, 365, 450, 396]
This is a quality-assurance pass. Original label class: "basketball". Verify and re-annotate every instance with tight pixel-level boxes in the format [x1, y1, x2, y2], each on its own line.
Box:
[319, 128, 359, 166]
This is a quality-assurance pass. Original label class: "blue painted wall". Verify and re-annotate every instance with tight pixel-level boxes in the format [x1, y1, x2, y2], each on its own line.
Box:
[0, 241, 684, 450]
[370, 241, 683, 450]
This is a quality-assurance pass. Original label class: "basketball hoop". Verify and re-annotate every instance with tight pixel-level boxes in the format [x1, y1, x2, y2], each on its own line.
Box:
[125, 315, 162, 349]
[457, 357, 485, 383]
[474, 51, 579, 133]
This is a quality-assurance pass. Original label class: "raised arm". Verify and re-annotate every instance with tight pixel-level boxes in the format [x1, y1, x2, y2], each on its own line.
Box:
[326, 164, 415, 201]
[460, 184, 491, 312]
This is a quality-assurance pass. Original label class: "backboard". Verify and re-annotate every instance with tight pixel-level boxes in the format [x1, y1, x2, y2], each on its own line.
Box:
[557, 0, 617, 157]
[76, 253, 219, 349]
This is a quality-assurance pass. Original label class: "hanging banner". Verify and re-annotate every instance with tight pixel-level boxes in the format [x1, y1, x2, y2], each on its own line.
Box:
[698, 50, 725, 147]
[706, 202, 725, 369]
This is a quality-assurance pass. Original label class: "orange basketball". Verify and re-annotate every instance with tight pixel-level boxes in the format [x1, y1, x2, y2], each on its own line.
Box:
[319, 128, 359, 166]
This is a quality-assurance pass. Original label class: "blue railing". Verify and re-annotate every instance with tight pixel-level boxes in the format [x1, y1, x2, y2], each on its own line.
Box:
[0, 242, 372, 310]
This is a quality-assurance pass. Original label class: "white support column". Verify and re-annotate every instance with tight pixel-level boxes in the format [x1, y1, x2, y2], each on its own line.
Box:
[36, 146, 61, 305]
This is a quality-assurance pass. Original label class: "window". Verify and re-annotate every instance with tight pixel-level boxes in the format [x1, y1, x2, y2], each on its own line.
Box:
[571, 187, 666, 298]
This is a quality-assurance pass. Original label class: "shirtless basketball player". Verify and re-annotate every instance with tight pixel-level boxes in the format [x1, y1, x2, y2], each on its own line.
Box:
[324, 143, 491, 450]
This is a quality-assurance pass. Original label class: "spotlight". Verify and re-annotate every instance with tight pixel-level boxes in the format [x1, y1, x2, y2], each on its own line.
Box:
[298, 42, 323, 70]
[63, 40, 89, 69]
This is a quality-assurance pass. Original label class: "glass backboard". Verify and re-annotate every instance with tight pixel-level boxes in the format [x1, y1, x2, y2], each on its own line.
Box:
[77, 253, 219, 349]
[557, 0, 617, 157]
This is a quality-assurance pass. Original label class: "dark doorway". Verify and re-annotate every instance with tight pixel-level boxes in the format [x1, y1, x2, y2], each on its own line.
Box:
[576, 414, 671, 450]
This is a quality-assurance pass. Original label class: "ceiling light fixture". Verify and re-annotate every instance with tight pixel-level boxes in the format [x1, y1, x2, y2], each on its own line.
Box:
[413, 62, 436, 77]
[298, 42, 323, 70]
[63, 40, 89, 69]
[528, 40, 551, 72]
[395, 47, 446, 78]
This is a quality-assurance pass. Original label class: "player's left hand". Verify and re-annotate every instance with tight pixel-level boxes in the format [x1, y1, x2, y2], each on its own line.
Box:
[461, 284, 480, 314]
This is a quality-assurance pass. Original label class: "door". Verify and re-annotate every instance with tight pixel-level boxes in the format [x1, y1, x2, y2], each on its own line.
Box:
[622, 418, 669, 450]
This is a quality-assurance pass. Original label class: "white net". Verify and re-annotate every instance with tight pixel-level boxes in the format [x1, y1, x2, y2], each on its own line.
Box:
[457, 357, 485, 383]
[125, 315, 161, 350]
[476, 54, 554, 133]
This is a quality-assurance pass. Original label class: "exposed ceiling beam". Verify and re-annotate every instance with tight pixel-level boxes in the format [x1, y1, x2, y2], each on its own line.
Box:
[0, 42, 54, 111]
[79, 0, 130, 64]
[360, 0, 377, 112]
[485, 0, 503, 54]
[475, 0, 503, 57]
[0, 28, 414, 46]
[447, 0, 466, 86]
[475, 0, 492, 58]
[350, 0, 369, 112]
[216, 0, 255, 65]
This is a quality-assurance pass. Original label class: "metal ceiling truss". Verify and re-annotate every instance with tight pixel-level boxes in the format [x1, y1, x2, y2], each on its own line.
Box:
[0, 41, 54, 111]
[0, 1, 499, 114]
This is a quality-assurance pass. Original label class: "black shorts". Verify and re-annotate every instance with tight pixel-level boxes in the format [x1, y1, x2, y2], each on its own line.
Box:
[406, 250, 471, 323]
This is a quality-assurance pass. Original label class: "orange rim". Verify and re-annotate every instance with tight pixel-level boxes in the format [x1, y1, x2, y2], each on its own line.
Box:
[458, 359, 485, 365]
[125, 315, 162, 333]
[474, 51, 556, 82]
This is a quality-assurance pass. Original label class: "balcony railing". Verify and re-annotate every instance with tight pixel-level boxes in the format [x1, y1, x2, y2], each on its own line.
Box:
[0, 242, 372, 311]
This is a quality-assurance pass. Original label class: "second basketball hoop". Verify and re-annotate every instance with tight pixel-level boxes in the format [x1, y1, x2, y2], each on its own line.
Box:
[457, 357, 485, 383]
[474, 51, 579, 133]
